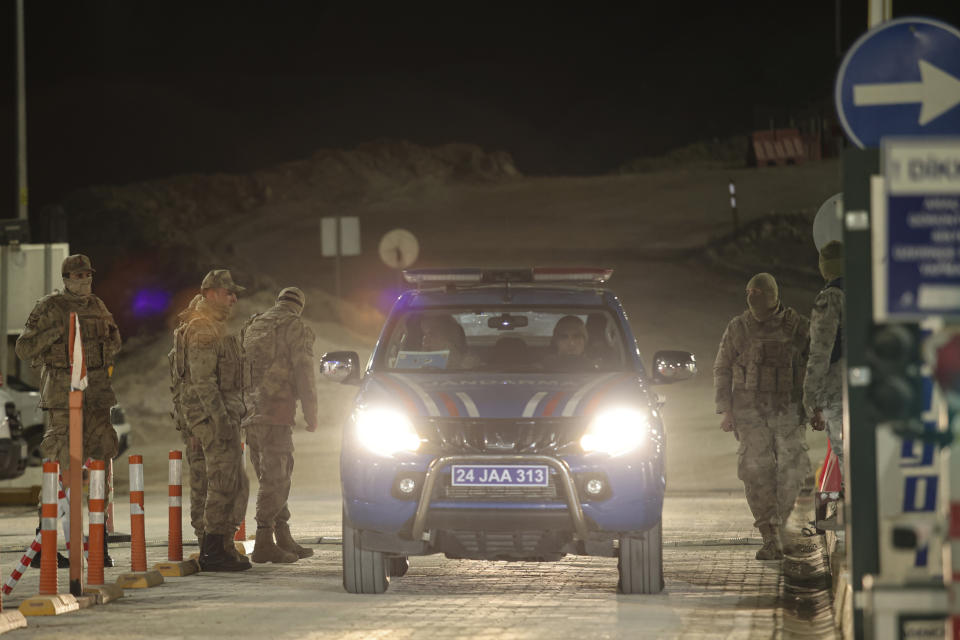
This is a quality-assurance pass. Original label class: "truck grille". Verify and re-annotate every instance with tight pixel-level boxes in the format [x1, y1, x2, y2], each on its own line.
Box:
[449, 530, 546, 556]
[420, 418, 584, 455]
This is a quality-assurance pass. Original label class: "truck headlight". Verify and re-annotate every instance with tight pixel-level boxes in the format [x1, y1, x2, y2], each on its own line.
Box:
[355, 407, 421, 457]
[580, 407, 650, 457]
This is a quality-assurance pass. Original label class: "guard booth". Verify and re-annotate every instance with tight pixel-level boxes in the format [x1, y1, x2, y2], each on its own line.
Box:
[833, 16, 960, 640]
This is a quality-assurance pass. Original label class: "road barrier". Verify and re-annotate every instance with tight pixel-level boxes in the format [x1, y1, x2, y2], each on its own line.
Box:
[18, 462, 79, 616]
[153, 451, 198, 577]
[115, 455, 163, 589]
[88, 461, 106, 585]
[83, 461, 124, 603]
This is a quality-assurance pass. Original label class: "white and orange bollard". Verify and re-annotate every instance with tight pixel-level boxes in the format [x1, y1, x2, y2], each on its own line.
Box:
[153, 451, 198, 577]
[84, 460, 123, 603]
[18, 462, 79, 616]
[115, 455, 163, 589]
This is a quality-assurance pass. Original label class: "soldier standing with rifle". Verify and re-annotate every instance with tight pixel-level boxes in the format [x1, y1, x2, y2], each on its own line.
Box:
[15, 254, 121, 567]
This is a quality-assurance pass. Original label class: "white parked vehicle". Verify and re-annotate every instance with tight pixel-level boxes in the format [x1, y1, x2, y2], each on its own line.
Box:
[2, 375, 131, 466]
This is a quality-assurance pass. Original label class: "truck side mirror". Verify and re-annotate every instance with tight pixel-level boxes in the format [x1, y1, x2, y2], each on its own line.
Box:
[651, 350, 697, 385]
[320, 351, 362, 385]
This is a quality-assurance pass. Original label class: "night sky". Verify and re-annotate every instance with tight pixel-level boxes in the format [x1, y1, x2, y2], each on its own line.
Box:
[1, 1, 959, 212]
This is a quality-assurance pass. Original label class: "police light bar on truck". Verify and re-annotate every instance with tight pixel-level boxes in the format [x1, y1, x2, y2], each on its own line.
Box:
[402, 267, 613, 285]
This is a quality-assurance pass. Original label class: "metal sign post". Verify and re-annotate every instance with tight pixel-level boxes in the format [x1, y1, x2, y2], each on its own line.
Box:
[834, 15, 960, 639]
[320, 216, 361, 300]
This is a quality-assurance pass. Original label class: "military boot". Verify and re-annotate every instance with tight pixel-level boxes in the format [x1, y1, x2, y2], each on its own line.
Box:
[103, 536, 115, 568]
[198, 533, 251, 572]
[275, 522, 313, 559]
[251, 527, 297, 564]
[221, 530, 252, 569]
[755, 524, 783, 560]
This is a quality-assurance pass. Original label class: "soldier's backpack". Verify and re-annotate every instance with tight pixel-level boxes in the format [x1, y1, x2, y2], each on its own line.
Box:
[241, 311, 297, 398]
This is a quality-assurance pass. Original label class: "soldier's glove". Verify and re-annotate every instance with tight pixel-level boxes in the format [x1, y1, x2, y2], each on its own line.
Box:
[306, 422, 318, 433]
[810, 409, 826, 431]
[720, 413, 735, 433]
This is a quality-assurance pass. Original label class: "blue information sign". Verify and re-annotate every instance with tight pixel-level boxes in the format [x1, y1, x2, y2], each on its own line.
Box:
[876, 138, 960, 319]
[836, 18, 960, 148]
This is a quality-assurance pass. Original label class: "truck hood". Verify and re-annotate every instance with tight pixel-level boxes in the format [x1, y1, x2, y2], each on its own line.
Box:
[360, 371, 642, 419]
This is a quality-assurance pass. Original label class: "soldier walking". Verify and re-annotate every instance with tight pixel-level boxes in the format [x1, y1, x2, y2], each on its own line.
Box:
[803, 241, 844, 473]
[241, 287, 318, 563]
[714, 272, 811, 560]
[15, 254, 122, 567]
[173, 269, 250, 571]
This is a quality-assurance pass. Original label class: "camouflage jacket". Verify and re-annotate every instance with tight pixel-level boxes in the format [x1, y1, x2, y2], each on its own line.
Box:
[240, 301, 318, 428]
[15, 290, 121, 409]
[176, 298, 245, 432]
[802, 281, 844, 416]
[713, 305, 810, 417]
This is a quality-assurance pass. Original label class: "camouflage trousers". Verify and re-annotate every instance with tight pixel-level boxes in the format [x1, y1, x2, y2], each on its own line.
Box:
[183, 418, 249, 536]
[245, 423, 294, 529]
[43, 407, 118, 469]
[735, 406, 811, 529]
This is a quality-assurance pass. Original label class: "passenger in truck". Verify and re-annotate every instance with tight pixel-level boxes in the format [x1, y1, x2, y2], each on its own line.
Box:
[541, 315, 595, 372]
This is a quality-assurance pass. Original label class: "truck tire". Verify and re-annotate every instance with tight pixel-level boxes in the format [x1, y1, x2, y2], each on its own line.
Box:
[618, 519, 664, 594]
[342, 511, 389, 594]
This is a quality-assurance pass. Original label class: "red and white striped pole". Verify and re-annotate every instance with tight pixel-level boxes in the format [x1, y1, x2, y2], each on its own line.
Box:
[2, 533, 40, 595]
[87, 460, 106, 586]
[129, 455, 146, 573]
[39, 462, 59, 596]
[168, 451, 183, 561]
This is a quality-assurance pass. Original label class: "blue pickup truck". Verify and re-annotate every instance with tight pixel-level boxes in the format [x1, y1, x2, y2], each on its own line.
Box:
[322, 268, 696, 594]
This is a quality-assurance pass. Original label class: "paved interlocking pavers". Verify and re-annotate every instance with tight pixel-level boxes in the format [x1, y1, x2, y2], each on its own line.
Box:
[0, 492, 819, 639]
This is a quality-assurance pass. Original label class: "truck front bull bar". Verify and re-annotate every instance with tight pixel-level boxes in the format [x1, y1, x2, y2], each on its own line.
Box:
[409, 454, 588, 542]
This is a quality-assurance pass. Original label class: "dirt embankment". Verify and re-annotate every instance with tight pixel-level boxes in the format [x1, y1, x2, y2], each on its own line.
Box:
[53, 140, 519, 335]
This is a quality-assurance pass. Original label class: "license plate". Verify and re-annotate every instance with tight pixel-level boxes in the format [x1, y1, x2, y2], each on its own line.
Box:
[450, 464, 549, 487]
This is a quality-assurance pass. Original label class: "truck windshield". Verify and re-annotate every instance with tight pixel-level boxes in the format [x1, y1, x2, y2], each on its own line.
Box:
[379, 308, 628, 373]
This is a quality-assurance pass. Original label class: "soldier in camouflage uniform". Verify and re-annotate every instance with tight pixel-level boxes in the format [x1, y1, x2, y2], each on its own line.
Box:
[174, 269, 250, 572]
[241, 287, 318, 563]
[15, 254, 121, 567]
[803, 241, 844, 471]
[714, 272, 811, 560]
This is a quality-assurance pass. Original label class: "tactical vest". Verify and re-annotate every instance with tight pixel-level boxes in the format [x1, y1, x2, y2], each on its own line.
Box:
[824, 278, 844, 365]
[731, 309, 804, 411]
[43, 295, 112, 370]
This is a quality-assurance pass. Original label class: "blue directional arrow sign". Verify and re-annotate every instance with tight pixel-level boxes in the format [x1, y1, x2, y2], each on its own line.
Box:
[836, 18, 960, 149]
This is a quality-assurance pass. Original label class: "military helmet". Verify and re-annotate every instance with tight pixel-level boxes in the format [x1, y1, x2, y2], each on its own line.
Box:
[201, 269, 245, 293]
[61, 254, 95, 276]
[277, 286, 306, 309]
